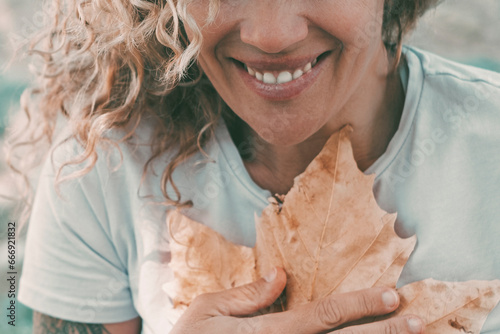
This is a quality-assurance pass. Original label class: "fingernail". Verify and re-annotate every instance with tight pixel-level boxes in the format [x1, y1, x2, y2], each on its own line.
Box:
[382, 290, 398, 308]
[263, 267, 277, 282]
[408, 317, 424, 333]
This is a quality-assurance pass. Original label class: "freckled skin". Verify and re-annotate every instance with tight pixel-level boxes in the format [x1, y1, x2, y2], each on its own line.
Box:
[185, 0, 405, 195]
[187, 0, 389, 145]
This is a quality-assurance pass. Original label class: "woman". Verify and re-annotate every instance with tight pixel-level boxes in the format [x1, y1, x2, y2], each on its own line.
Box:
[13, 0, 500, 333]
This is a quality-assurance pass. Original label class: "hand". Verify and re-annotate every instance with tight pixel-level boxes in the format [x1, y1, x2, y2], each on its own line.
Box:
[170, 268, 425, 334]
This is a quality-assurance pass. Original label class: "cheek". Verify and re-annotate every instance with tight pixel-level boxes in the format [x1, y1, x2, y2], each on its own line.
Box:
[315, 1, 384, 51]
[349, 12, 385, 51]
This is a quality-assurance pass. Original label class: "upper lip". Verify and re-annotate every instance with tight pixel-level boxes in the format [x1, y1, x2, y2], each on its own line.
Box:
[231, 52, 326, 72]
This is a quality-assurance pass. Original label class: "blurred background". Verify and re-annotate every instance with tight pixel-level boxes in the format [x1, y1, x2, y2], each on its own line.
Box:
[0, 0, 499, 332]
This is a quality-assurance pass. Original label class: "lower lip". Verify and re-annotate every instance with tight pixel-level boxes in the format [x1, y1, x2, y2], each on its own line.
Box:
[236, 55, 327, 101]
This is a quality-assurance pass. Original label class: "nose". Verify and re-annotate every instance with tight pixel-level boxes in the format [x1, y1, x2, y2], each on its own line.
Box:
[240, 2, 308, 54]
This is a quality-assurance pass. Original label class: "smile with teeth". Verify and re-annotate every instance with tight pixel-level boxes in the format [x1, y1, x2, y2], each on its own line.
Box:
[244, 58, 318, 85]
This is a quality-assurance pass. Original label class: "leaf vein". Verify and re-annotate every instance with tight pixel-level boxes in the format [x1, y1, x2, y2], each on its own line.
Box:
[325, 218, 386, 295]
[426, 295, 481, 325]
[310, 132, 342, 299]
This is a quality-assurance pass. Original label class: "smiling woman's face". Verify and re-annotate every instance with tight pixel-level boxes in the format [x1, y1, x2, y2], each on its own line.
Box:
[186, 0, 388, 146]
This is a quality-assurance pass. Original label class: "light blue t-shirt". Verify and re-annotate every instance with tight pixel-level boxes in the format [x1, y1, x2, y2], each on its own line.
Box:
[19, 46, 500, 333]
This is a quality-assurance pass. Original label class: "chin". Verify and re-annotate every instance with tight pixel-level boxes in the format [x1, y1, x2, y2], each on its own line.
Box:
[230, 102, 329, 147]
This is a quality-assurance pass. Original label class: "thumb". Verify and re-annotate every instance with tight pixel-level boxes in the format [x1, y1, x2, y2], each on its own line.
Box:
[203, 267, 287, 317]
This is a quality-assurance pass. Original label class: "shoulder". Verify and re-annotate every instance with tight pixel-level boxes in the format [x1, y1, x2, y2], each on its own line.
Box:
[404, 45, 500, 88]
[404, 45, 500, 113]
[41, 116, 236, 212]
[32, 117, 166, 239]
[43, 116, 166, 200]
[403, 46, 500, 135]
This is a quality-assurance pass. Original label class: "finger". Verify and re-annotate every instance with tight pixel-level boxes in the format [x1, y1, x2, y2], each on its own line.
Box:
[332, 315, 425, 334]
[261, 287, 401, 333]
[190, 267, 287, 317]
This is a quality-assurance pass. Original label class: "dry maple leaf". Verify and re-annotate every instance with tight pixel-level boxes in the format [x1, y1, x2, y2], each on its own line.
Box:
[391, 279, 500, 333]
[164, 126, 500, 332]
[253, 126, 416, 308]
[164, 212, 256, 309]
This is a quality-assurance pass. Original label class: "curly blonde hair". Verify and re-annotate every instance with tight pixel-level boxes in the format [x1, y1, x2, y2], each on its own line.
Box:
[7, 0, 441, 224]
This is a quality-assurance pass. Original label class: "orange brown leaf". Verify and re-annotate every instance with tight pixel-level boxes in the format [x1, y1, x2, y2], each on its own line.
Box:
[165, 126, 500, 332]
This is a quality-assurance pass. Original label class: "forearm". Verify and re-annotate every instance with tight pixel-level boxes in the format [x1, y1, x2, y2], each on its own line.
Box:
[33, 312, 142, 334]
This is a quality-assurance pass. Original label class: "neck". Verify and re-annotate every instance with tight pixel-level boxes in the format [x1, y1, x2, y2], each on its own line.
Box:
[226, 48, 405, 195]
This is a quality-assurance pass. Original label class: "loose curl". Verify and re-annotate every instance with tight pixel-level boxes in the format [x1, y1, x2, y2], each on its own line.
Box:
[7, 0, 441, 225]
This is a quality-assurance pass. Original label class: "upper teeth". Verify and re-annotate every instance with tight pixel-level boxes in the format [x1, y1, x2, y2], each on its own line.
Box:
[246, 58, 318, 84]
